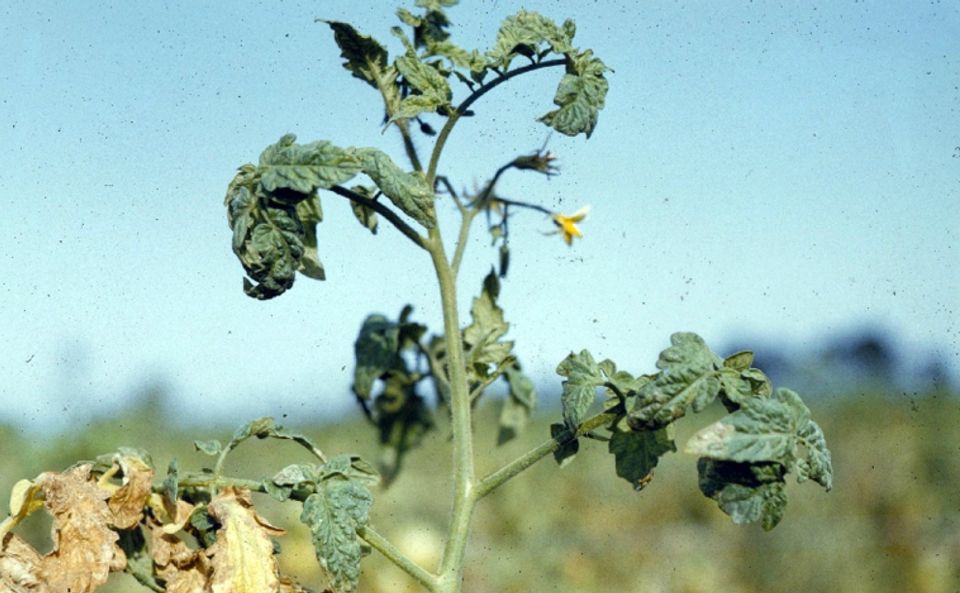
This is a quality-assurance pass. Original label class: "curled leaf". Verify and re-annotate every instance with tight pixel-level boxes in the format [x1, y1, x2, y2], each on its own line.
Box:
[207, 488, 285, 593]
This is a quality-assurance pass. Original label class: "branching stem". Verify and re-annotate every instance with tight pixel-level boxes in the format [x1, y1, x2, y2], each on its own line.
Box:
[475, 411, 617, 500]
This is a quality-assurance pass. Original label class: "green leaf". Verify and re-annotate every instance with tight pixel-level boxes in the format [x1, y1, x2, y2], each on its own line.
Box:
[556, 349, 603, 429]
[300, 478, 373, 593]
[320, 454, 381, 486]
[697, 459, 788, 530]
[685, 388, 833, 490]
[194, 439, 222, 456]
[352, 314, 401, 399]
[628, 332, 723, 429]
[162, 459, 179, 510]
[357, 148, 436, 228]
[608, 427, 676, 490]
[325, 21, 390, 89]
[723, 351, 754, 371]
[463, 270, 514, 382]
[538, 50, 609, 138]
[490, 10, 575, 69]
[551, 422, 579, 467]
[265, 463, 322, 502]
[259, 134, 363, 195]
[296, 195, 325, 280]
[497, 363, 537, 445]
[415, 0, 458, 10]
[426, 40, 487, 73]
[396, 55, 451, 101]
[225, 170, 310, 299]
[348, 186, 379, 234]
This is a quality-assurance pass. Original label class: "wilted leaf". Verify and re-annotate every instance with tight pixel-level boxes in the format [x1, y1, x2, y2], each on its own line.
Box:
[489, 10, 574, 69]
[628, 332, 723, 429]
[259, 134, 362, 196]
[207, 488, 285, 593]
[300, 479, 373, 593]
[106, 452, 155, 529]
[6, 479, 43, 531]
[357, 148, 436, 228]
[550, 423, 579, 467]
[353, 314, 402, 399]
[697, 459, 788, 530]
[194, 439, 223, 456]
[556, 349, 603, 429]
[539, 50, 609, 138]
[608, 427, 676, 490]
[348, 185, 379, 234]
[296, 195, 326, 280]
[36, 464, 124, 593]
[374, 380, 434, 484]
[0, 532, 44, 593]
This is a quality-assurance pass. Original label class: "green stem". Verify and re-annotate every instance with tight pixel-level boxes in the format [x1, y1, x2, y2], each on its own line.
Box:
[475, 411, 617, 500]
[358, 526, 440, 591]
[450, 208, 478, 279]
[426, 58, 567, 186]
[426, 230, 477, 593]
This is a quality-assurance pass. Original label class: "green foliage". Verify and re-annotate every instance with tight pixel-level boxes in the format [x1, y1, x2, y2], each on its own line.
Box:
[300, 470, 375, 593]
[554, 333, 833, 529]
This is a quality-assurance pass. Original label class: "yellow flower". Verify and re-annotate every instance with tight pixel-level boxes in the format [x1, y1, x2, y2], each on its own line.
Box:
[551, 206, 589, 245]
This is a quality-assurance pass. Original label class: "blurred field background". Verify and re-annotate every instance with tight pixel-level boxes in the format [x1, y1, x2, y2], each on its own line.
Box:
[3, 360, 958, 593]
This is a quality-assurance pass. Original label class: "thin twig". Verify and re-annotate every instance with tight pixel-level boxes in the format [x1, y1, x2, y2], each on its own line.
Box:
[328, 185, 428, 249]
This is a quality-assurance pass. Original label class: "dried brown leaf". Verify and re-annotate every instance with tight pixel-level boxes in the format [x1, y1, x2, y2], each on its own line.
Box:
[107, 456, 155, 529]
[206, 488, 285, 593]
[36, 464, 124, 593]
[0, 532, 45, 593]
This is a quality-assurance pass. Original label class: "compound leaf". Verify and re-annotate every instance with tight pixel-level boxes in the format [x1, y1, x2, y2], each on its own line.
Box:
[300, 479, 373, 593]
[556, 349, 603, 429]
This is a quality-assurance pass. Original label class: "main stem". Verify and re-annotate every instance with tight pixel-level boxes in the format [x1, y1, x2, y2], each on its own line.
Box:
[427, 229, 476, 593]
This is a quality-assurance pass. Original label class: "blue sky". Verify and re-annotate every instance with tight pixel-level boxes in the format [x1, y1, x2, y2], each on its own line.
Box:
[2, 1, 957, 432]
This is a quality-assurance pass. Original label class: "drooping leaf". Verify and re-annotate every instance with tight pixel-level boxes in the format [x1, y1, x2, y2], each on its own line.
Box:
[538, 50, 609, 138]
[396, 55, 451, 103]
[550, 422, 579, 467]
[628, 332, 723, 429]
[348, 185, 379, 234]
[258, 134, 363, 195]
[35, 465, 125, 593]
[207, 488, 285, 593]
[352, 314, 401, 400]
[105, 451, 155, 529]
[556, 349, 603, 429]
[300, 479, 373, 593]
[497, 363, 537, 445]
[608, 427, 676, 490]
[357, 148, 436, 228]
[685, 388, 833, 486]
[325, 21, 390, 89]
[374, 377, 434, 484]
[296, 196, 326, 280]
[697, 459, 788, 531]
